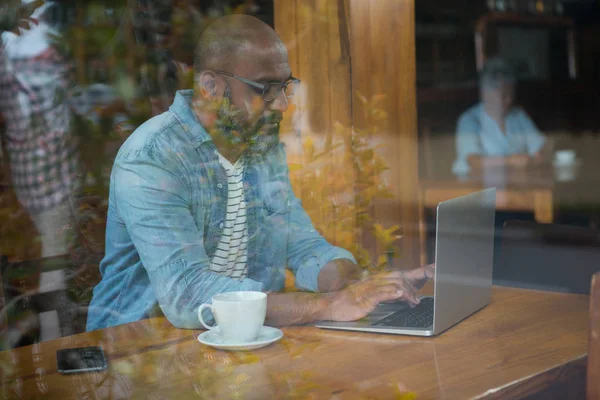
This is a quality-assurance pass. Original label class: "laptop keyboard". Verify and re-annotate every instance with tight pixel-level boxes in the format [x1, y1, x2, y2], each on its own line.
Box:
[372, 297, 434, 329]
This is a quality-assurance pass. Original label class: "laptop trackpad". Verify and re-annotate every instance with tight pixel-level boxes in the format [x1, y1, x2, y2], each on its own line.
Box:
[367, 302, 412, 323]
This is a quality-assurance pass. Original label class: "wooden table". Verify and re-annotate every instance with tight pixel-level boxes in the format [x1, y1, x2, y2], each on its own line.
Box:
[0, 287, 589, 399]
[419, 170, 553, 265]
[420, 169, 558, 225]
[419, 166, 600, 264]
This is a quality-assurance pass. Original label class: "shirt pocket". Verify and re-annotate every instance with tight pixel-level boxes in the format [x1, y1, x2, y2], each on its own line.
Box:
[263, 187, 291, 215]
[260, 188, 290, 276]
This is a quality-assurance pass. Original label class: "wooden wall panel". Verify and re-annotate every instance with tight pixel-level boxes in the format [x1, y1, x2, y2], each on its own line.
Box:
[324, 0, 353, 244]
[348, 0, 371, 131]
[275, 0, 420, 269]
[284, 0, 353, 134]
[274, 0, 299, 75]
[276, 0, 352, 132]
[275, 0, 354, 246]
[327, 0, 352, 129]
[296, 0, 331, 134]
[349, 0, 420, 268]
[392, 0, 420, 269]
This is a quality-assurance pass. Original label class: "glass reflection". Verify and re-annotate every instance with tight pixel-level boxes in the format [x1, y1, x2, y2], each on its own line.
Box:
[0, 0, 597, 399]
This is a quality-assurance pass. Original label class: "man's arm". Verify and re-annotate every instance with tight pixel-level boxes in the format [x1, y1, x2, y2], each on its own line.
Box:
[114, 150, 264, 329]
[265, 267, 434, 326]
[265, 292, 329, 326]
[520, 109, 552, 162]
[269, 145, 359, 292]
[281, 192, 358, 293]
[317, 258, 363, 292]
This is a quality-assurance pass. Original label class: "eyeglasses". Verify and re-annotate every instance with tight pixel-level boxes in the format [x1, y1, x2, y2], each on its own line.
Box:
[217, 71, 301, 102]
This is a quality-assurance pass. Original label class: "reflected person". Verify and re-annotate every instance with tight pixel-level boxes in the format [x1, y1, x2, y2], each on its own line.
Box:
[452, 57, 551, 175]
[87, 15, 433, 331]
[0, 2, 81, 258]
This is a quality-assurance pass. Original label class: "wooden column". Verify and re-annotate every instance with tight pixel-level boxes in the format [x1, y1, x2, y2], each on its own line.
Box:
[275, 0, 420, 268]
[275, 0, 352, 135]
[349, 0, 420, 268]
[275, 0, 353, 248]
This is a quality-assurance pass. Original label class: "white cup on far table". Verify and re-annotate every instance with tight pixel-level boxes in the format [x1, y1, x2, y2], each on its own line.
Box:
[198, 291, 267, 343]
[554, 149, 576, 166]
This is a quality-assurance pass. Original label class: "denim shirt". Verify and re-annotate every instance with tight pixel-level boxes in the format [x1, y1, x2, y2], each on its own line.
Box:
[87, 90, 355, 331]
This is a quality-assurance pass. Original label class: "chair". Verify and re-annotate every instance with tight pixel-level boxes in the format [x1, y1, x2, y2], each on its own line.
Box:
[419, 118, 458, 179]
[1, 253, 102, 348]
[589, 272, 600, 399]
[495, 220, 600, 294]
[0, 193, 105, 349]
[2, 255, 73, 347]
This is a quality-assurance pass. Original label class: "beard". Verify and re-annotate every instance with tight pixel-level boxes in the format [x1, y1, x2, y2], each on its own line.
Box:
[215, 84, 281, 156]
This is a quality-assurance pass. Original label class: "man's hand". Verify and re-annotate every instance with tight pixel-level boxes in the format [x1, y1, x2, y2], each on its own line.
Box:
[402, 263, 435, 291]
[324, 265, 435, 322]
[317, 258, 363, 292]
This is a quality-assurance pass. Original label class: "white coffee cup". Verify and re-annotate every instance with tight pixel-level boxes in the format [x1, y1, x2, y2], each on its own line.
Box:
[198, 291, 267, 343]
[554, 150, 576, 166]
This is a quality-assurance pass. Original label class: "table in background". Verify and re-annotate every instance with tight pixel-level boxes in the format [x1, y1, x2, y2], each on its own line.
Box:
[0, 287, 589, 399]
[421, 168, 558, 222]
[419, 165, 600, 264]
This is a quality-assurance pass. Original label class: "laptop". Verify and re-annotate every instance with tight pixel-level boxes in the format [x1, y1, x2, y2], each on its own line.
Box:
[316, 188, 496, 336]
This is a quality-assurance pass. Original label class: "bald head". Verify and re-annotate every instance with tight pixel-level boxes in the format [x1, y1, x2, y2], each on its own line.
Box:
[194, 15, 286, 74]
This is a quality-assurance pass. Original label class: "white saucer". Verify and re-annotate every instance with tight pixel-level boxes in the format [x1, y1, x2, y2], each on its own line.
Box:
[197, 326, 283, 351]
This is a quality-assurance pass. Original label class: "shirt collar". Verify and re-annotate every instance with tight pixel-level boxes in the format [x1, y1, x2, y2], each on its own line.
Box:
[478, 102, 518, 123]
[169, 89, 212, 146]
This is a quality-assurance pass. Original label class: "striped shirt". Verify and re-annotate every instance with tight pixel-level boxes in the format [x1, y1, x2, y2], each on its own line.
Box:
[209, 154, 248, 279]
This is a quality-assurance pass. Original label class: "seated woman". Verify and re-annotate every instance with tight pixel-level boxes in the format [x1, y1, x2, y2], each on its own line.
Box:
[452, 57, 550, 175]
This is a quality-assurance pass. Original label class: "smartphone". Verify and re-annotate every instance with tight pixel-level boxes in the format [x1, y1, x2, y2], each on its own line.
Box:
[56, 346, 108, 374]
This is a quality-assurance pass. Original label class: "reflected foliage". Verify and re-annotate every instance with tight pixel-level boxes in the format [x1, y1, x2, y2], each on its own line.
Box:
[289, 94, 400, 276]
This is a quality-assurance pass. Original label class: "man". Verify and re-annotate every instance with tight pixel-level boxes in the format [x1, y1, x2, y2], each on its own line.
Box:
[87, 15, 433, 331]
[452, 57, 550, 175]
